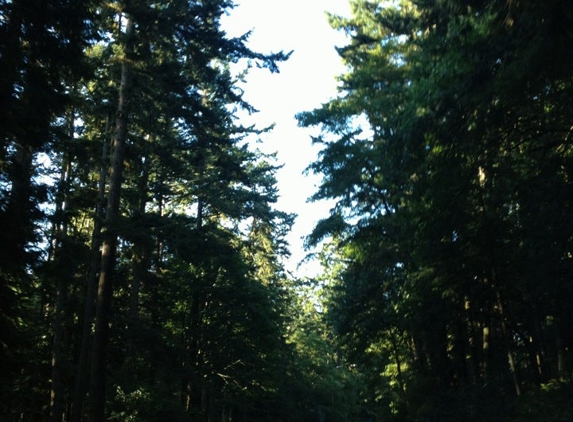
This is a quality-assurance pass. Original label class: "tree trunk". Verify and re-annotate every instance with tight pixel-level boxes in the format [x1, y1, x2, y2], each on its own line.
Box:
[50, 275, 66, 422]
[49, 112, 73, 422]
[556, 326, 566, 380]
[495, 288, 521, 396]
[70, 113, 111, 422]
[88, 15, 134, 422]
[127, 153, 150, 357]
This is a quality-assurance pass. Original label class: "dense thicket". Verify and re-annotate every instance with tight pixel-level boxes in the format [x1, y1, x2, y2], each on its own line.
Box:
[300, 0, 573, 421]
[0, 1, 363, 421]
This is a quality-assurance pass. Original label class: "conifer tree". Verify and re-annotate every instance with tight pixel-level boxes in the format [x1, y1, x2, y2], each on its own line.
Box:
[2, 1, 297, 420]
[300, 1, 573, 420]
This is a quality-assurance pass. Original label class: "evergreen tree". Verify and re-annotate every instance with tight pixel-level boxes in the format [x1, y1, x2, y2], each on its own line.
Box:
[299, 0, 573, 420]
[1, 1, 296, 421]
[0, 1, 97, 418]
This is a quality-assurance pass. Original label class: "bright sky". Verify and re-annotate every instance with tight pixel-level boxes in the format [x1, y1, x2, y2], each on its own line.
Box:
[222, 0, 351, 277]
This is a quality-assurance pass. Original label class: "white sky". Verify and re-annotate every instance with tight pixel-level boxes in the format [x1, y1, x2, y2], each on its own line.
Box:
[222, 0, 351, 278]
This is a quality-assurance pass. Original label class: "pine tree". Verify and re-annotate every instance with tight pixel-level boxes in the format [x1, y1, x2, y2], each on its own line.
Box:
[299, 0, 573, 420]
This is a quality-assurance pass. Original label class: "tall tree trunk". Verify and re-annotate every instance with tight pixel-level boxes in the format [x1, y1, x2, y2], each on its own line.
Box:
[556, 321, 566, 380]
[50, 276, 66, 422]
[523, 309, 545, 385]
[495, 288, 521, 396]
[49, 111, 74, 422]
[70, 113, 111, 422]
[532, 317, 547, 382]
[89, 15, 134, 422]
[479, 184, 521, 395]
[127, 152, 150, 357]
[555, 286, 569, 380]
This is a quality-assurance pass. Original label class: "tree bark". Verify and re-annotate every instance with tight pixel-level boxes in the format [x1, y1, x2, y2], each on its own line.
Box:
[49, 111, 73, 422]
[88, 15, 134, 422]
[70, 113, 111, 422]
[495, 288, 521, 396]
[127, 153, 150, 356]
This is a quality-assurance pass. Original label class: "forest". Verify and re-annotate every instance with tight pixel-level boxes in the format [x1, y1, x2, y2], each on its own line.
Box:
[0, 0, 572, 422]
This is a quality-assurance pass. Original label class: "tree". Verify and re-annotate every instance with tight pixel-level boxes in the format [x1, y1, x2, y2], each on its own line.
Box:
[2, 1, 297, 421]
[71, 0, 292, 419]
[0, 1, 96, 418]
[299, 0, 573, 420]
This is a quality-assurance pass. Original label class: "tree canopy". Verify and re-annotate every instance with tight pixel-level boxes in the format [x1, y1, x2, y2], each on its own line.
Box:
[299, 0, 573, 421]
[2, 1, 573, 422]
[0, 1, 336, 421]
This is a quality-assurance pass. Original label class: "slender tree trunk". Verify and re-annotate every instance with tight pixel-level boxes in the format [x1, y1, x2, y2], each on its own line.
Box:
[49, 112, 74, 422]
[522, 308, 545, 385]
[127, 152, 150, 357]
[70, 113, 111, 422]
[409, 335, 427, 376]
[50, 275, 66, 422]
[555, 286, 570, 380]
[453, 302, 469, 385]
[197, 197, 204, 229]
[556, 323, 566, 380]
[88, 16, 134, 422]
[495, 288, 521, 396]
[479, 183, 521, 395]
[533, 317, 547, 382]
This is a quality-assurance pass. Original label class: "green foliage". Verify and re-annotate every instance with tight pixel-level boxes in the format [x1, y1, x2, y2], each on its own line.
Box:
[277, 278, 364, 422]
[301, 0, 573, 420]
[515, 379, 573, 422]
[0, 1, 300, 421]
[5, 0, 573, 420]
